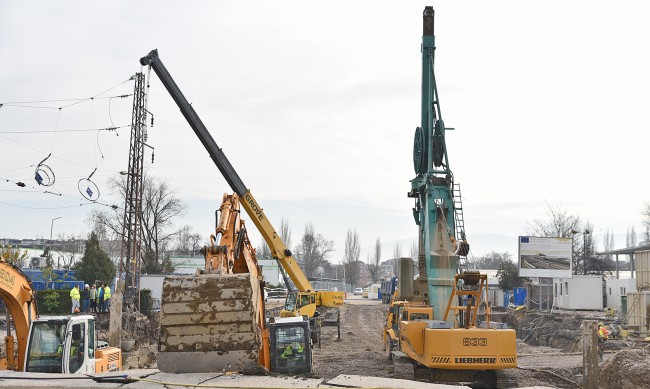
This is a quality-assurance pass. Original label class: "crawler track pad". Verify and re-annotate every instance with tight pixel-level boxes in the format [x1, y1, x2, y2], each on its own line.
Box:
[157, 273, 263, 373]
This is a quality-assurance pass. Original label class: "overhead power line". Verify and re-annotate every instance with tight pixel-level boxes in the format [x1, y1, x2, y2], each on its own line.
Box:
[0, 75, 134, 111]
[0, 200, 118, 210]
[0, 133, 122, 174]
[0, 125, 128, 134]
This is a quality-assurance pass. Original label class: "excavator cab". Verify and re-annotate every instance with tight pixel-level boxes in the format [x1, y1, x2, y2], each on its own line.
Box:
[268, 316, 312, 374]
[24, 315, 121, 374]
[281, 292, 317, 318]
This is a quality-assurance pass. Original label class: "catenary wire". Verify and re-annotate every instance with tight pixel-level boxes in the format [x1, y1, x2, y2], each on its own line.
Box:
[0, 175, 117, 209]
[0, 75, 134, 110]
[0, 133, 122, 174]
[0, 125, 128, 134]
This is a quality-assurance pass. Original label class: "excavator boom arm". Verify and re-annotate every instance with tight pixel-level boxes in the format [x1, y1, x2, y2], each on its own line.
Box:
[140, 49, 313, 292]
[0, 260, 38, 371]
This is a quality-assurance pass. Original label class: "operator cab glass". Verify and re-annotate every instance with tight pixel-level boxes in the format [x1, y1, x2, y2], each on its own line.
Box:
[68, 322, 86, 373]
[273, 324, 308, 372]
[284, 293, 297, 312]
[410, 312, 430, 320]
[25, 321, 67, 373]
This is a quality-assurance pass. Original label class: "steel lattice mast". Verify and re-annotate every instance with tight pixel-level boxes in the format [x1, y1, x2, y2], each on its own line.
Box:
[118, 72, 147, 306]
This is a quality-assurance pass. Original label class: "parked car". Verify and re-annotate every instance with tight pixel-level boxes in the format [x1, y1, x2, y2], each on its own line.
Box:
[354, 287, 363, 295]
[362, 289, 369, 298]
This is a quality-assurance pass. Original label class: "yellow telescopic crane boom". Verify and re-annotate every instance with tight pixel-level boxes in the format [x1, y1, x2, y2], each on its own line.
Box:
[140, 50, 313, 293]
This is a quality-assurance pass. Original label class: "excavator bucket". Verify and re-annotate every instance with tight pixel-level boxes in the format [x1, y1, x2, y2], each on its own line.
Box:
[157, 273, 264, 373]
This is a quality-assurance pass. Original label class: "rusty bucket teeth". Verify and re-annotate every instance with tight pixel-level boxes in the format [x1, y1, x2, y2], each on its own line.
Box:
[157, 273, 263, 373]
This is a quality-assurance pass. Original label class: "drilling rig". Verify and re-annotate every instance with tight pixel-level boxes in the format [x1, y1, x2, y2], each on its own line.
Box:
[383, 7, 517, 386]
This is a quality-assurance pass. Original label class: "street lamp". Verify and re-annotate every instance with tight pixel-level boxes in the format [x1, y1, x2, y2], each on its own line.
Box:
[50, 216, 62, 268]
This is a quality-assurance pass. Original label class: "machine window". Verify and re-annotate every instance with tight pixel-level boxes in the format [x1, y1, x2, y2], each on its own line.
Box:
[275, 326, 306, 365]
[25, 322, 66, 373]
[88, 320, 95, 359]
[68, 323, 85, 373]
[410, 313, 429, 321]
[284, 294, 297, 312]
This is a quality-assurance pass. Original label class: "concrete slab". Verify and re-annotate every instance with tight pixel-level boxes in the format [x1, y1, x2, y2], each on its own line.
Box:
[0, 370, 122, 388]
[326, 374, 469, 388]
[0, 370, 557, 389]
[125, 371, 324, 388]
[124, 371, 228, 388]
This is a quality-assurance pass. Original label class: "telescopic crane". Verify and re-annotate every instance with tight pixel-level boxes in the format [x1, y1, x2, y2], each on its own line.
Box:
[140, 50, 342, 373]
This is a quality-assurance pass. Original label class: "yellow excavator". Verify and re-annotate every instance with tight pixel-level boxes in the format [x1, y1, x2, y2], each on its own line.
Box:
[139, 50, 343, 372]
[0, 258, 122, 373]
[385, 262, 516, 385]
[158, 193, 313, 374]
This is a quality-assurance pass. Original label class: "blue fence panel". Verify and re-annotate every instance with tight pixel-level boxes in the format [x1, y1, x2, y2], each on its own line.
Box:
[20, 268, 78, 282]
[513, 287, 527, 306]
[31, 281, 47, 291]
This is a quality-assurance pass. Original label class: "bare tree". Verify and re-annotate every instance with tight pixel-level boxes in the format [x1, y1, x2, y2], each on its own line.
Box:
[58, 251, 77, 270]
[0, 245, 28, 267]
[392, 242, 402, 278]
[256, 243, 272, 260]
[343, 228, 361, 287]
[643, 202, 650, 243]
[367, 237, 381, 283]
[526, 202, 589, 274]
[280, 217, 292, 250]
[527, 202, 582, 238]
[473, 251, 512, 269]
[142, 176, 186, 272]
[87, 173, 186, 274]
[295, 223, 334, 278]
[256, 216, 291, 262]
[603, 229, 615, 261]
[175, 225, 203, 256]
[409, 240, 419, 276]
[409, 241, 417, 262]
[175, 225, 192, 254]
[626, 226, 637, 248]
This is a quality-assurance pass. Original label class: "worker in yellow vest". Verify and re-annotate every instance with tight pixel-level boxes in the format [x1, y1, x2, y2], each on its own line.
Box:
[103, 283, 112, 312]
[70, 285, 80, 314]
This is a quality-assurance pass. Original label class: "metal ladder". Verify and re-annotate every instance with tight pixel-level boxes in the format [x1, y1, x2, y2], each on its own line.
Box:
[452, 183, 469, 270]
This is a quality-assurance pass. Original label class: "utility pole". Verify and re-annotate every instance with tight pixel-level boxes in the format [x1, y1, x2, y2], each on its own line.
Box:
[109, 71, 149, 349]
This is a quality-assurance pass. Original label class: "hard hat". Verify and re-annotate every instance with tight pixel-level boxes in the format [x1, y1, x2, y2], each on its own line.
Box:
[85, 284, 89, 288]
[598, 322, 604, 326]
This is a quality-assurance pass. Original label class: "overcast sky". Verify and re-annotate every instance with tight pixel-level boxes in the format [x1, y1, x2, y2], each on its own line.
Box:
[1, 1, 649, 264]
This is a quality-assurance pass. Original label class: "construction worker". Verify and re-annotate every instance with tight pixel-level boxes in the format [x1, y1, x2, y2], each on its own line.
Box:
[103, 283, 112, 312]
[598, 322, 610, 339]
[89, 284, 97, 313]
[80, 284, 90, 313]
[281, 341, 304, 359]
[597, 322, 609, 361]
[70, 285, 80, 314]
[98, 283, 105, 312]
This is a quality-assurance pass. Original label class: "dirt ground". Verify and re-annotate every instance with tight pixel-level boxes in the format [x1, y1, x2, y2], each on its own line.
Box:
[283, 298, 633, 388]
[122, 298, 647, 388]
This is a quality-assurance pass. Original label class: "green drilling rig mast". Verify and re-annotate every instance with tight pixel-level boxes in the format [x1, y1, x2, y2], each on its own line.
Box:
[407, 6, 470, 320]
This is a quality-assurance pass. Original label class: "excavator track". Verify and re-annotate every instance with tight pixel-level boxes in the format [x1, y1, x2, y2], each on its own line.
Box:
[157, 273, 264, 373]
